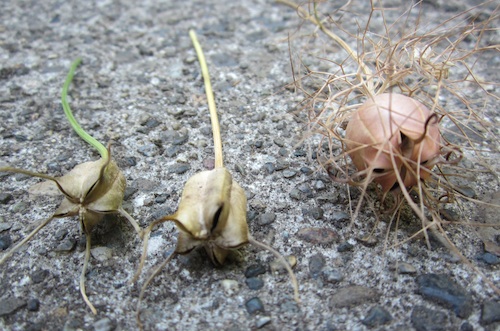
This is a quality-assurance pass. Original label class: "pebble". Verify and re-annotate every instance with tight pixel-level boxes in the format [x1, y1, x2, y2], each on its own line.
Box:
[91, 247, 113, 262]
[168, 163, 191, 174]
[154, 193, 170, 204]
[297, 227, 339, 245]
[93, 318, 115, 331]
[481, 301, 500, 325]
[480, 252, 500, 265]
[273, 138, 285, 147]
[308, 253, 325, 278]
[221, 279, 239, 296]
[263, 163, 275, 174]
[141, 118, 160, 129]
[294, 149, 306, 157]
[416, 274, 473, 318]
[63, 319, 82, 331]
[289, 188, 301, 200]
[362, 306, 392, 327]
[337, 242, 354, 253]
[0, 296, 26, 317]
[329, 286, 379, 308]
[123, 157, 137, 167]
[297, 183, 312, 195]
[27, 298, 40, 312]
[397, 262, 417, 274]
[300, 167, 313, 175]
[54, 238, 76, 252]
[331, 211, 350, 222]
[245, 297, 264, 314]
[314, 180, 326, 190]
[0, 222, 12, 232]
[164, 146, 179, 158]
[460, 322, 473, 331]
[0, 235, 12, 250]
[254, 140, 263, 148]
[255, 316, 272, 328]
[321, 267, 344, 283]
[0, 193, 13, 204]
[54, 229, 68, 241]
[275, 160, 289, 171]
[31, 269, 49, 284]
[282, 170, 297, 178]
[411, 305, 448, 331]
[258, 213, 276, 226]
[137, 144, 159, 157]
[172, 135, 188, 145]
[245, 264, 267, 278]
[303, 207, 324, 220]
[245, 277, 264, 290]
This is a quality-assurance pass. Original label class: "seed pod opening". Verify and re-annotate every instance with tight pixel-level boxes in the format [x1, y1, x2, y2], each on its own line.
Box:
[345, 93, 441, 192]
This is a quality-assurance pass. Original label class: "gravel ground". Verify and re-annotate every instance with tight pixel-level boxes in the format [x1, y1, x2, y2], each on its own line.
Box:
[0, 0, 499, 330]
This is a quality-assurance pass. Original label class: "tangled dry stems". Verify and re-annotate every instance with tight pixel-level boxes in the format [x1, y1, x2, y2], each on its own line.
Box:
[280, 0, 500, 293]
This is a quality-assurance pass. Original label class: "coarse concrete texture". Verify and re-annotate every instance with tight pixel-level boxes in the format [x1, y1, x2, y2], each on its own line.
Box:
[0, 0, 499, 330]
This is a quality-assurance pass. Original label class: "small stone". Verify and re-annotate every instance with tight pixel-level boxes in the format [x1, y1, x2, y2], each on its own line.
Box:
[0, 222, 12, 232]
[63, 318, 82, 331]
[245, 264, 267, 278]
[282, 170, 297, 178]
[0, 235, 12, 250]
[263, 163, 275, 174]
[362, 306, 392, 327]
[137, 144, 159, 157]
[254, 140, 263, 148]
[275, 160, 289, 171]
[31, 269, 49, 284]
[314, 180, 326, 190]
[91, 247, 113, 262]
[397, 262, 417, 274]
[337, 242, 354, 253]
[0, 296, 26, 317]
[168, 163, 191, 174]
[255, 316, 272, 328]
[297, 183, 312, 194]
[172, 135, 188, 145]
[278, 148, 288, 156]
[300, 167, 313, 175]
[245, 297, 264, 314]
[245, 277, 264, 290]
[460, 322, 473, 331]
[294, 149, 306, 157]
[54, 238, 76, 252]
[273, 138, 285, 147]
[480, 301, 500, 325]
[27, 298, 40, 312]
[154, 193, 170, 204]
[93, 317, 115, 331]
[297, 227, 338, 245]
[164, 146, 179, 158]
[221, 279, 239, 296]
[330, 211, 350, 222]
[0, 193, 13, 204]
[411, 305, 448, 331]
[124, 157, 137, 167]
[289, 188, 301, 200]
[480, 252, 500, 265]
[309, 253, 325, 278]
[416, 274, 473, 318]
[329, 286, 379, 308]
[321, 267, 343, 283]
[258, 213, 276, 226]
[142, 118, 160, 129]
[303, 207, 324, 220]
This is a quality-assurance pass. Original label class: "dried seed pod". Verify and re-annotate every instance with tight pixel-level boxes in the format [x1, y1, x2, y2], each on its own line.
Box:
[0, 59, 142, 314]
[134, 30, 299, 330]
[345, 93, 441, 192]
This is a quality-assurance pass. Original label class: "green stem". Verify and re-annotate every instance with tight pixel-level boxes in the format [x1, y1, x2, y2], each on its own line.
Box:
[61, 58, 108, 159]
